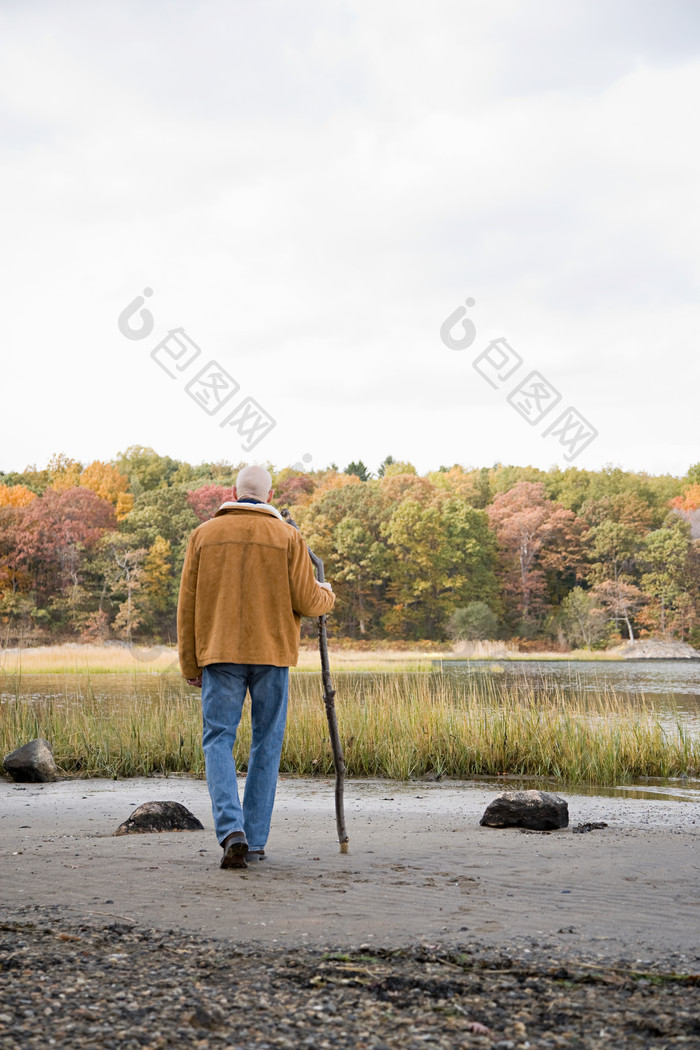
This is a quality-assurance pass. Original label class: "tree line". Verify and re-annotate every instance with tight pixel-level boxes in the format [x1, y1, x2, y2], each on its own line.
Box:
[1, 448, 698, 648]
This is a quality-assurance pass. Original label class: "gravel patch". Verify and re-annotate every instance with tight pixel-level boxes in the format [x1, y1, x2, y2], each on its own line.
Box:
[1, 904, 698, 1049]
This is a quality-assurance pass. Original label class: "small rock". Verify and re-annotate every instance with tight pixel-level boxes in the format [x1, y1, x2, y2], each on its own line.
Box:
[3, 738, 59, 782]
[480, 790, 569, 830]
[572, 821, 608, 834]
[186, 1003, 226, 1029]
[114, 801, 204, 836]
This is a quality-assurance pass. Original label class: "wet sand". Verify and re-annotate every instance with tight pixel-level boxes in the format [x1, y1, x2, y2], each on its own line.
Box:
[1, 776, 697, 962]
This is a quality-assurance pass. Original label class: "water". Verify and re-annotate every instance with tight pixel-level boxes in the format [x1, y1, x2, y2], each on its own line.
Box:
[432, 658, 700, 733]
[0, 671, 185, 707]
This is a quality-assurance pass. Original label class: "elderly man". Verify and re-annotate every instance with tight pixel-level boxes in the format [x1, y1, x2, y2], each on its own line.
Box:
[177, 464, 335, 869]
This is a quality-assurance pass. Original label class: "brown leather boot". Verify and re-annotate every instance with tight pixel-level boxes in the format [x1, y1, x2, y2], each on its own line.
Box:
[220, 831, 248, 869]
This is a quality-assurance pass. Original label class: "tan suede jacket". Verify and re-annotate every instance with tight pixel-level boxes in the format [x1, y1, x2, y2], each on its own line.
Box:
[177, 502, 335, 678]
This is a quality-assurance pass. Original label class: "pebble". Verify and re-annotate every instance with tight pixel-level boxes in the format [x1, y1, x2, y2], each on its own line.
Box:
[0, 904, 698, 1048]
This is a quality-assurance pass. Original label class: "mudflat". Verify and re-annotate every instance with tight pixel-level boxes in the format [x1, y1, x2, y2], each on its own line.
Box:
[1, 776, 697, 959]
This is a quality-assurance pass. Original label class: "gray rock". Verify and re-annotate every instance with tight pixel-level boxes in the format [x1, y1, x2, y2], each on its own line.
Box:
[3, 738, 59, 782]
[610, 639, 700, 659]
[480, 789, 569, 830]
[114, 800, 204, 836]
[572, 821, 608, 834]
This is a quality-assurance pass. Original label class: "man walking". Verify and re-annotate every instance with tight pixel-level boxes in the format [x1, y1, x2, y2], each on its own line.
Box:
[177, 464, 335, 869]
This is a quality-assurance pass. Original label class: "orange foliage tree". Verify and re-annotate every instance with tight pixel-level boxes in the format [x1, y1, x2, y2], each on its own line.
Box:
[79, 461, 134, 519]
[671, 484, 700, 512]
[0, 484, 38, 508]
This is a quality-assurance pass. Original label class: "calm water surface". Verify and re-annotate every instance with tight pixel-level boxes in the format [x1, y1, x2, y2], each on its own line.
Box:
[433, 658, 700, 727]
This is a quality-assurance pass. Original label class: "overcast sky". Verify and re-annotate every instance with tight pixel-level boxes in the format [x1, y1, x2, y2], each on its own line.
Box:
[2, 0, 698, 479]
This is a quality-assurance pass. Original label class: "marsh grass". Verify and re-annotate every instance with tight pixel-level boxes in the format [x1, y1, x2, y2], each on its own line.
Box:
[1, 671, 696, 784]
[0, 645, 181, 676]
[0, 643, 622, 677]
[0, 644, 440, 674]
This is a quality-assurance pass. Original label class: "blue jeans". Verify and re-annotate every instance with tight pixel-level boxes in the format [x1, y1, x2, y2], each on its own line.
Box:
[201, 663, 289, 850]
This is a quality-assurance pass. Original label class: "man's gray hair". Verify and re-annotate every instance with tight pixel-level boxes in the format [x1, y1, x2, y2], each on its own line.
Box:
[235, 464, 272, 501]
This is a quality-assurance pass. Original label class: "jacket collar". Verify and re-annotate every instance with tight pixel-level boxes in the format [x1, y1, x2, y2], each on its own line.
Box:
[215, 501, 284, 521]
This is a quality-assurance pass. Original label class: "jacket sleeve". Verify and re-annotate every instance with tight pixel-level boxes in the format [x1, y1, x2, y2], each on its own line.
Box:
[287, 529, 336, 618]
[177, 532, 202, 679]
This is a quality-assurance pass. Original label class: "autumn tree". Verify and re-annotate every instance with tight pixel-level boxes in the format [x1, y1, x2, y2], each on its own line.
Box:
[186, 485, 234, 522]
[0, 465, 51, 496]
[113, 446, 181, 493]
[428, 466, 492, 508]
[592, 579, 646, 642]
[0, 484, 38, 508]
[581, 492, 655, 641]
[0, 507, 28, 595]
[557, 587, 609, 650]
[382, 498, 499, 639]
[671, 484, 700, 513]
[584, 519, 644, 588]
[121, 486, 199, 560]
[670, 483, 700, 547]
[16, 488, 116, 631]
[638, 516, 698, 638]
[378, 471, 436, 506]
[79, 461, 134, 519]
[46, 453, 82, 492]
[447, 602, 499, 642]
[489, 464, 548, 497]
[296, 478, 391, 637]
[99, 533, 148, 642]
[171, 459, 240, 488]
[274, 472, 315, 508]
[0, 506, 36, 637]
[379, 460, 416, 478]
[139, 536, 174, 635]
[487, 482, 585, 633]
[117, 486, 199, 632]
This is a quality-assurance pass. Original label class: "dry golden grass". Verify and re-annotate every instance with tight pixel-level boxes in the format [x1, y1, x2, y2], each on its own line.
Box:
[0, 643, 444, 674]
[0, 642, 620, 677]
[0, 644, 179, 675]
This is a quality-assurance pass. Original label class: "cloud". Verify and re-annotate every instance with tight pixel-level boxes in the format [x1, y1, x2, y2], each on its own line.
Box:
[1, 0, 698, 477]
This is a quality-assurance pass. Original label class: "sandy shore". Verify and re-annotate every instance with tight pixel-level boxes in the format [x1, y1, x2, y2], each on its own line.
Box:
[1, 776, 697, 963]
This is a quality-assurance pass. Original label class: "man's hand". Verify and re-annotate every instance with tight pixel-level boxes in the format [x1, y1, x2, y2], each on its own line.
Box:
[317, 581, 333, 591]
[186, 675, 203, 688]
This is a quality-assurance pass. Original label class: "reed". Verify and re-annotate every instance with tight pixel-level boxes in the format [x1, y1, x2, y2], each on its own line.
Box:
[0, 643, 620, 677]
[0, 644, 440, 674]
[0, 671, 696, 784]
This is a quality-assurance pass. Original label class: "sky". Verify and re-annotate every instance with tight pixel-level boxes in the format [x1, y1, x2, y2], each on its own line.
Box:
[1, 0, 699, 480]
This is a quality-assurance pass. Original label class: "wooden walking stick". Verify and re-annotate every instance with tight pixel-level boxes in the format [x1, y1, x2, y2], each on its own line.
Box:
[282, 509, 349, 853]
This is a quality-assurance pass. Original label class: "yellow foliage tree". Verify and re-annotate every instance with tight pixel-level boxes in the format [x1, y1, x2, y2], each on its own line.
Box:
[0, 484, 38, 508]
[47, 453, 82, 491]
[381, 460, 416, 477]
[312, 473, 362, 498]
[142, 536, 172, 616]
[79, 461, 134, 520]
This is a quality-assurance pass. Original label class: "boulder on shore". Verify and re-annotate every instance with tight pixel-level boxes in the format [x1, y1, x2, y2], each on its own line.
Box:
[3, 738, 59, 782]
[480, 789, 569, 830]
[114, 800, 205, 836]
[611, 639, 700, 659]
